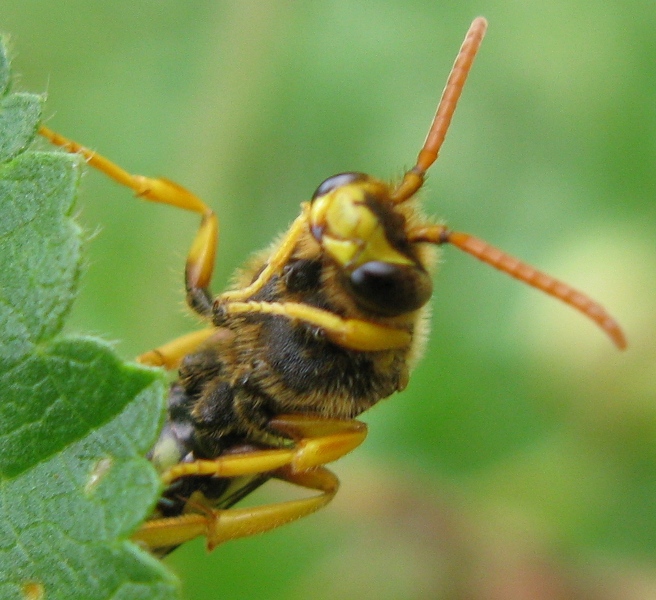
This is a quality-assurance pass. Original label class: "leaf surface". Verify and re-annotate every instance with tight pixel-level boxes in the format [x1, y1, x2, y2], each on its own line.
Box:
[0, 37, 179, 600]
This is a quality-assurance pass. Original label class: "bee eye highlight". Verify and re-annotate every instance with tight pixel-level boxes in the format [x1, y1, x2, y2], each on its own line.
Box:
[348, 261, 433, 317]
[311, 172, 368, 201]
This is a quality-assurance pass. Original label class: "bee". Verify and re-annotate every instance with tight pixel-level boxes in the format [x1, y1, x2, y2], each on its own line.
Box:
[39, 17, 626, 555]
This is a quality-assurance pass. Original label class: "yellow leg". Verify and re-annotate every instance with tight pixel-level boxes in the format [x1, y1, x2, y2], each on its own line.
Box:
[137, 327, 231, 370]
[40, 127, 413, 353]
[159, 415, 366, 485]
[133, 415, 367, 551]
[219, 300, 411, 351]
[133, 465, 339, 551]
[269, 414, 368, 470]
[221, 206, 311, 302]
[39, 125, 218, 317]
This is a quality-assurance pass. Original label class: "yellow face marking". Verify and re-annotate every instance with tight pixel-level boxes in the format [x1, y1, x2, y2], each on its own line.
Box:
[311, 183, 413, 269]
[321, 235, 360, 266]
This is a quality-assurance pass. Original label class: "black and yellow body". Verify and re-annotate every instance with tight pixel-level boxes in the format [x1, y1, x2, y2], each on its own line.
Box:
[39, 17, 625, 556]
[141, 172, 437, 555]
[160, 173, 435, 458]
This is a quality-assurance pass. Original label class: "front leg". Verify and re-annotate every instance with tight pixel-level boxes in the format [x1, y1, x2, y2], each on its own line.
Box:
[39, 125, 218, 317]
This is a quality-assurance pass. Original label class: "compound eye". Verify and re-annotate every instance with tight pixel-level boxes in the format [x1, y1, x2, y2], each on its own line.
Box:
[349, 261, 432, 317]
[311, 172, 368, 201]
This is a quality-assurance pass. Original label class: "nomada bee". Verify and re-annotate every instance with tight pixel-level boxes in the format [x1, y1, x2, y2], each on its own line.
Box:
[40, 17, 626, 555]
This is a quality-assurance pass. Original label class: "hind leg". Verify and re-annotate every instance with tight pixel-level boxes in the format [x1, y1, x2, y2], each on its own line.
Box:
[133, 415, 367, 551]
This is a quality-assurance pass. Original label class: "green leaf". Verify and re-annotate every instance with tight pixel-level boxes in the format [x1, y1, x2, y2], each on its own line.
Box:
[0, 36, 179, 600]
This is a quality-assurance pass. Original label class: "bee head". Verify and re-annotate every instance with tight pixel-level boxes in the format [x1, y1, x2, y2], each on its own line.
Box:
[309, 172, 432, 317]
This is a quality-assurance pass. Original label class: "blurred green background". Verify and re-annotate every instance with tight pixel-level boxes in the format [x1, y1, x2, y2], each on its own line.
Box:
[4, 1, 655, 598]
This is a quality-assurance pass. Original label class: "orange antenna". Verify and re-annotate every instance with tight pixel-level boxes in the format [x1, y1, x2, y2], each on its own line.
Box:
[408, 225, 627, 349]
[392, 17, 487, 203]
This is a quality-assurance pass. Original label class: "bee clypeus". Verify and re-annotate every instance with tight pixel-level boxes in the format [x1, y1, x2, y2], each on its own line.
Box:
[40, 17, 626, 555]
